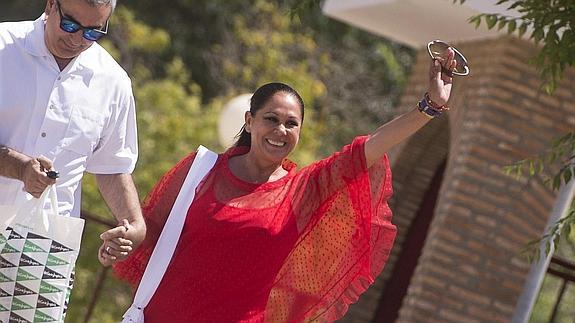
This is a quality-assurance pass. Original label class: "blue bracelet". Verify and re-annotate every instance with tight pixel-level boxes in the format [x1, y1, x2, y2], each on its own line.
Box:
[417, 98, 443, 119]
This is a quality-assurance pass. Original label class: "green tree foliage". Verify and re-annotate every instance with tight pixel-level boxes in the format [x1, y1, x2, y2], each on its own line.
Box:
[1, 1, 412, 321]
[505, 133, 575, 262]
[123, 0, 413, 156]
[203, 0, 326, 165]
[458, 0, 575, 94]
[288, 2, 413, 155]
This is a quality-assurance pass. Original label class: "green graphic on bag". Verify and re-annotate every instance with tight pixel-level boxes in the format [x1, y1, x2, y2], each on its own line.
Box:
[46, 255, 68, 267]
[11, 297, 33, 311]
[39, 281, 62, 294]
[17, 269, 39, 282]
[34, 309, 57, 322]
[0, 271, 13, 282]
[2, 243, 19, 254]
[23, 241, 47, 253]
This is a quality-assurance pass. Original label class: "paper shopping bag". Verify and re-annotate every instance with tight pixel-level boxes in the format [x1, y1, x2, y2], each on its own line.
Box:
[0, 186, 84, 322]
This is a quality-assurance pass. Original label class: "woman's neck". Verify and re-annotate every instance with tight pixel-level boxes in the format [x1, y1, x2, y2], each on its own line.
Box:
[229, 152, 287, 184]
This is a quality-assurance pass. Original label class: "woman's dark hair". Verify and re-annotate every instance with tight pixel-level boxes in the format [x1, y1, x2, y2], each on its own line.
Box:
[233, 82, 305, 147]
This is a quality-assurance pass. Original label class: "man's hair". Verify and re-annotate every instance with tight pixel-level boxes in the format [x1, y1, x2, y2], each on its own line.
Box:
[85, 0, 117, 11]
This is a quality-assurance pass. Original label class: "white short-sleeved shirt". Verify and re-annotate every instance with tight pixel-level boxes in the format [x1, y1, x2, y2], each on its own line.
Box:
[0, 16, 138, 217]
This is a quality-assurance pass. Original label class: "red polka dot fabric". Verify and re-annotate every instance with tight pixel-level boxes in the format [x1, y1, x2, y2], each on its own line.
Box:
[114, 136, 396, 322]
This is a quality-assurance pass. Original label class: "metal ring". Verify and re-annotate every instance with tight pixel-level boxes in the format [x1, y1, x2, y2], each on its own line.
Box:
[427, 39, 470, 76]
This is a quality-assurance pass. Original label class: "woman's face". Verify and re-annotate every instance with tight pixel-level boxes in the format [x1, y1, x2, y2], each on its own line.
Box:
[245, 92, 302, 165]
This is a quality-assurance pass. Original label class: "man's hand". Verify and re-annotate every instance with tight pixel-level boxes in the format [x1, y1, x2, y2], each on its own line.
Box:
[0, 146, 56, 198]
[22, 156, 57, 198]
[96, 173, 146, 251]
[98, 219, 134, 267]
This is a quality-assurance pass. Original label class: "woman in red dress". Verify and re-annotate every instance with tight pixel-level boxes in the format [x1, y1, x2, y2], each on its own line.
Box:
[110, 51, 457, 322]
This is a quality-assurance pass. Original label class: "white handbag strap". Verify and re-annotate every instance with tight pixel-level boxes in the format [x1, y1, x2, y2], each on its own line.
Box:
[18, 185, 60, 231]
[122, 146, 218, 323]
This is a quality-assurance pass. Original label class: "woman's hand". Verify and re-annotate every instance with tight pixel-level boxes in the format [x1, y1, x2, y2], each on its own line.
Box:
[98, 219, 134, 267]
[97, 243, 115, 267]
[428, 47, 456, 107]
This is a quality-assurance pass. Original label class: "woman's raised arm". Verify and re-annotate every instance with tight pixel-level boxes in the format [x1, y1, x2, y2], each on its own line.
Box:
[364, 49, 455, 168]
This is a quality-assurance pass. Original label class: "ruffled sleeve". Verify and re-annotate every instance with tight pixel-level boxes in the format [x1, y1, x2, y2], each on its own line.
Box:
[265, 136, 396, 322]
[113, 152, 197, 287]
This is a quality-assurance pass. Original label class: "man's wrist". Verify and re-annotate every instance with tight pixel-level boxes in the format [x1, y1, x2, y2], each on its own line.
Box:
[122, 217, 146, 247]
[0, 146, 32, 181]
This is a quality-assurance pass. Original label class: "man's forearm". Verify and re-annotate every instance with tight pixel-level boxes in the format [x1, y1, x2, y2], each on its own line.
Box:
[95, 173, 146, 246]
[0, 145, 31, 181]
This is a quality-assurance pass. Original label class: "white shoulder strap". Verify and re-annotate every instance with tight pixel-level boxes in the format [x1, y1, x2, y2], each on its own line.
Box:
[122, 145, 218, 323]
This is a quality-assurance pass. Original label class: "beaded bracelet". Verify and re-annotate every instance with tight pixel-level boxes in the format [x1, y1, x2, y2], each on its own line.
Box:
[424, 92, 449, 112]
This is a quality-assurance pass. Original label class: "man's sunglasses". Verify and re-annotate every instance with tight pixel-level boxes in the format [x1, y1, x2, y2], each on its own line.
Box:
[55, 0, 108, 41]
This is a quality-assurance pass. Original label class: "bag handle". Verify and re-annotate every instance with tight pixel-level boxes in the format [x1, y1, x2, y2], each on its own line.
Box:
[16, 185, 60, 231]
[122, 145, 218, 323]
[44, 185, 59, 230]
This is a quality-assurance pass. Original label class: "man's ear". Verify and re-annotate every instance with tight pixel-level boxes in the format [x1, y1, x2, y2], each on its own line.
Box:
[45, 0, 54, 16]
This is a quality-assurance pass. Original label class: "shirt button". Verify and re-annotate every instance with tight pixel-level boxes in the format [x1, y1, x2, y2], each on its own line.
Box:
[49, 104, 55, 110]
[41, 132, 47, 138]
[57, 76, 62, 81]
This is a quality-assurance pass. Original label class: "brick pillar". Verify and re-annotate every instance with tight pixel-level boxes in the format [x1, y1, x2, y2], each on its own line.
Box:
[392, 37, 575, 322]
[342, 36, 575, 322]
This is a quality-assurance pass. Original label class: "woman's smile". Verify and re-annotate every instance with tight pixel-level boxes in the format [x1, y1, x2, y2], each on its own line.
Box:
[266, 139, 286, 147]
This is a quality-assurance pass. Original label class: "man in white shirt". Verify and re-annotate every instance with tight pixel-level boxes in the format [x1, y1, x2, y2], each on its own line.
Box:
[0, 0, 145, 266]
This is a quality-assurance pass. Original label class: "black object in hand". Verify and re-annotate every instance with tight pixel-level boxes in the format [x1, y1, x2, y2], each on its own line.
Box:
[46, 170, 60, 179]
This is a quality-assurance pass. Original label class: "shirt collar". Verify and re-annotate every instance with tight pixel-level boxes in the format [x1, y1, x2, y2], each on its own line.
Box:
[24, 14, 100, 72]
[25, 14, 52, 57]
[75, 42, 100, 70]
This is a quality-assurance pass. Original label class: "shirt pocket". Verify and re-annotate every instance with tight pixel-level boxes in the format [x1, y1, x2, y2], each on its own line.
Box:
[59, 105, 105, 157]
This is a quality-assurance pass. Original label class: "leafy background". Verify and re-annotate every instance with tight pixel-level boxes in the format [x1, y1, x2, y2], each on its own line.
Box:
[2, 0, 573, 321]
[1, 1, 413, 321]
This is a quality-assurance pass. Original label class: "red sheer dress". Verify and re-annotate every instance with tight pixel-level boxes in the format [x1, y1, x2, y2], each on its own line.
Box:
[114, 136, 396, 322]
